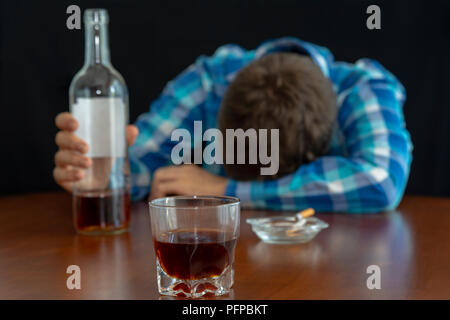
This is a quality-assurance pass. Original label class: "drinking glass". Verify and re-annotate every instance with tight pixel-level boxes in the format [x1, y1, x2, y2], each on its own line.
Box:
[149, 196, 240, 298]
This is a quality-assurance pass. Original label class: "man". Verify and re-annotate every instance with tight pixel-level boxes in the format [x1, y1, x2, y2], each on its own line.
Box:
[54, 37, 412, 213]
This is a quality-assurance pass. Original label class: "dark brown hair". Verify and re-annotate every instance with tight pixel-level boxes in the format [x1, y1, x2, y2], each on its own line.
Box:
[218, 52, 337, 180]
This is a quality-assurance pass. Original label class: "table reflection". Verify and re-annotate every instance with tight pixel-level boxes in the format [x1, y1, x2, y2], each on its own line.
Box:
[244, 211, 414, 298]
[71, 233, 135, 298]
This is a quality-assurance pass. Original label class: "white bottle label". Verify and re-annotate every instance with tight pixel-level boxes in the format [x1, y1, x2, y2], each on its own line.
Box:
[72, 97, 127, 158]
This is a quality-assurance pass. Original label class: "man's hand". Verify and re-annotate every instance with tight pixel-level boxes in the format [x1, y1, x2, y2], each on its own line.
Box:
[150, 164, 228, 200]
[53, 112, 139, 192]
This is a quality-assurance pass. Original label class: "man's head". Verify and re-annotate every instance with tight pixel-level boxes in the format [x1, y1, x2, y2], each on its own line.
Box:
[218, 52, 337, 181]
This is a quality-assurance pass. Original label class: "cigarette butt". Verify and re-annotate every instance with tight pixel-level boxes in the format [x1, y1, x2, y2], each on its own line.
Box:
[286, 208, 316, 237]
[298, 208, 315, 219]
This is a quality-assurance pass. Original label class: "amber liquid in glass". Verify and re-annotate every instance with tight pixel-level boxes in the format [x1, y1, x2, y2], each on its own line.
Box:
[154, 229, 237, 280]
[73, 189, 130, 235]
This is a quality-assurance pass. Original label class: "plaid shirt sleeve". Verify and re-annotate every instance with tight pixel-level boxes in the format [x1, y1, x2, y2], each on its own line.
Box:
[129, 44, 251, 201]
[225, 58, 413, 213]
[128, 63, 209, 201]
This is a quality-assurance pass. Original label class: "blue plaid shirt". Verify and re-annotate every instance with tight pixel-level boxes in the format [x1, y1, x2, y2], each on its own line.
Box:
[129, 37, 412, 213]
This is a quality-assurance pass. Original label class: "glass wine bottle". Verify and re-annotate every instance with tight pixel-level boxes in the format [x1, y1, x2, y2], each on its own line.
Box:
[69, 9, 130, 235]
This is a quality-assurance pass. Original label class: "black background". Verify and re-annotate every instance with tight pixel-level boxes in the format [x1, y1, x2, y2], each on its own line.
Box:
[0, 0, 449, 197]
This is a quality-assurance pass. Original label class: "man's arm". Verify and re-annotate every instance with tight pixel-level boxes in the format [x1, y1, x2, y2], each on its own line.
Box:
[129, 64, 209, 201]
[130, 44, 253, 201]
[225, 59, 413, 213]
[53, 62, 208, 198]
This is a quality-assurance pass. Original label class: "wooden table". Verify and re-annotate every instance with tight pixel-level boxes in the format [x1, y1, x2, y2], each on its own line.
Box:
[0, 192, 449, 299]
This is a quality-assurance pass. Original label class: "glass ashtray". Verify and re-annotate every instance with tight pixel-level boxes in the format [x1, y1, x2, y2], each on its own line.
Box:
[246, 215, 329, 244]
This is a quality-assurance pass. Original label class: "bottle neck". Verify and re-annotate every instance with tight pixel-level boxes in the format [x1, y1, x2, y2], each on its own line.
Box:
[84, 21, 111, 66]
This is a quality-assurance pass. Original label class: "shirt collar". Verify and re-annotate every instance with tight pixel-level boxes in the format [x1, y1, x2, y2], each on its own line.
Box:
[254, 37, 332, 78]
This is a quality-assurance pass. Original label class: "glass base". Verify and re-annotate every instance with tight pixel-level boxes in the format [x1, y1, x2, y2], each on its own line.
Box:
[156, 260, 234, 298]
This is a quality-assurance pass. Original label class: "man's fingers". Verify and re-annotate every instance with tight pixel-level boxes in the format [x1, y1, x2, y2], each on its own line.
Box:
[55, 131, 89, 153]
[55, 150, 92, 168]
[55, 112, 78, 131]
[53, 167, 84, 184]
[126, 125, 139, 146]
[150, 180, 184, 200]
[153, 166, 184, 184]
[59, 182, 74, 193]
[57, 113, 137, 148]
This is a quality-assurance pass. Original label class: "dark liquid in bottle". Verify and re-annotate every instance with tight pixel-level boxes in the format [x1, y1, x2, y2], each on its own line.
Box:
[154, 229, 237, 280]
[73, 189, 130, 234]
